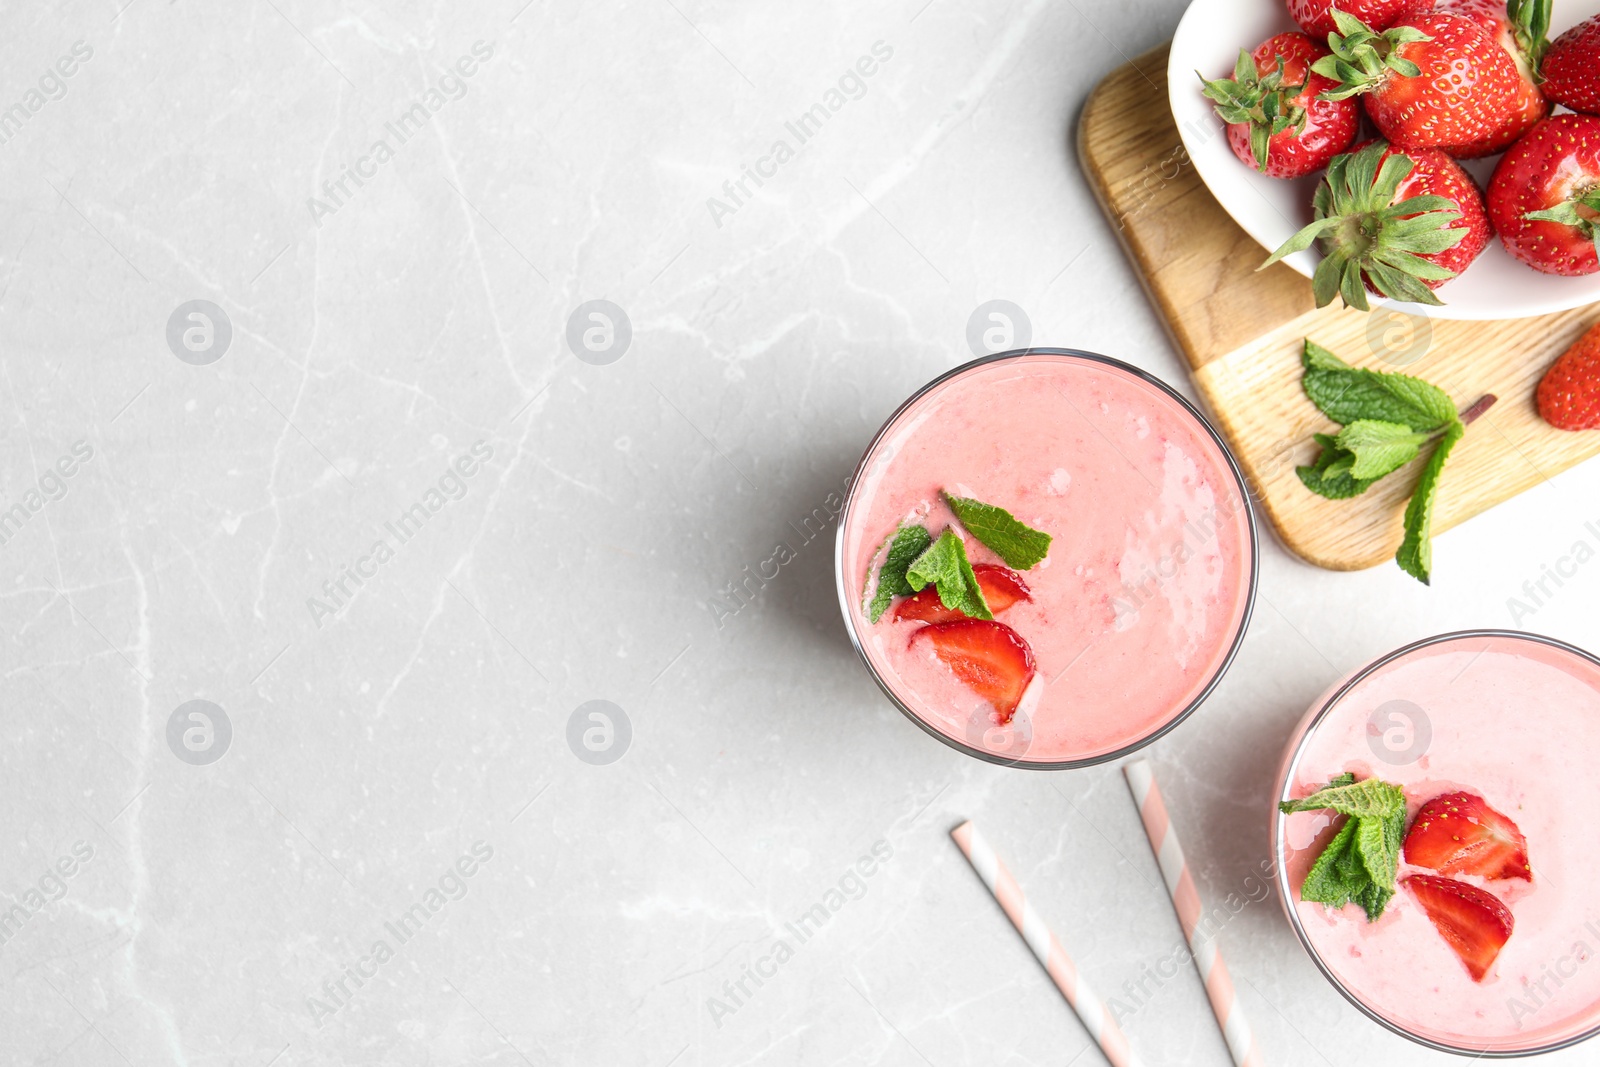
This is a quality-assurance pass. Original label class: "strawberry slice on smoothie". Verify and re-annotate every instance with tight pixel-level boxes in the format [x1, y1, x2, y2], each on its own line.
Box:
[1404, 874, 1515, 981]
[894, 564, 1032, 623]
[1403, 791, 1532, 881]
[911, 619, 1037, 724]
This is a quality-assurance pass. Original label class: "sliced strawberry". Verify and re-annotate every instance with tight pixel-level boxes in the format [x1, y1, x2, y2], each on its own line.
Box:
[911, 619, 1037, 725]
[1404, 874, 1514, 981]
[894, 564, 1032, 623]
[1403, 791, 1532, 881]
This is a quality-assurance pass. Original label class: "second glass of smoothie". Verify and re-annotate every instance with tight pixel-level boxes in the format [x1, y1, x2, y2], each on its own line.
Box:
[835, 349, 1257, 768]
[1274, 631, 1600, 1056]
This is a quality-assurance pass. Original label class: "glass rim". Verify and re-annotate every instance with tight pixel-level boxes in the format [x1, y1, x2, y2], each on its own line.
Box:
[1272, 628, 1600, 1058]
[831, 346, 1260, 770]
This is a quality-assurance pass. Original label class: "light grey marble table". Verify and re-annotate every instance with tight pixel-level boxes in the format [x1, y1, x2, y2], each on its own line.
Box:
[3, 1, 1598, 1064]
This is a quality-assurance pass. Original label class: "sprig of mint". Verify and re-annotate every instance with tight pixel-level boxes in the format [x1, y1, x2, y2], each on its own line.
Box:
[905, 528, 992, 620]
[1301, 340, 1459, 427]
[943, 492, 1052, 570]
[867, 523, 933, 623]
[865, 492, 1051, 624]
[1296, 340, 1492, 585]
[1279, 772, 1407, 922]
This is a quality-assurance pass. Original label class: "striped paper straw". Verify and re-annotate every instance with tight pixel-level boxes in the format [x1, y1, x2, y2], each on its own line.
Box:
[1123, 758, 1263, 1067]
[951, 820, 1143, 1067]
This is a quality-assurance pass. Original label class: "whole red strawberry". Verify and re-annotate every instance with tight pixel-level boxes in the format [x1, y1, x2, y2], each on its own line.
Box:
[1436, 0, 1552, 157]
[1286, 0, 1433, 39]
[1313, 11, 1521, 150]
[1541, 14, 1600, 114]
[1200, 33, 1360, 178]
[1537, 321, 1600, 431]
[1264, 139, 1491, 309]
[1488, 113, 1600, 276]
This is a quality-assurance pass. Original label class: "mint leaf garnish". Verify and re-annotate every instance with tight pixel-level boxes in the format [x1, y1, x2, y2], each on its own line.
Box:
[1299, 820, 1370, 913]
[1295, 339, 1487, 584]
[1397, 420, 1464, 586]
[1279, 773, 1407, 921]
[1297, 433, 1379, 500]
[1335, 419, 1430, 480]
[943, 492, 1052, 570]
[867, 523, 933, 623]
[1280, 773, 1403, 819]
[1301, 341, 1458, 431]
[905, 528, 992, 620]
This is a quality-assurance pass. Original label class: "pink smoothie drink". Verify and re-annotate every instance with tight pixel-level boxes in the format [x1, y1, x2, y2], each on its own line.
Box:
[836, 350, 1256, 766]
[1275, 632, 1600, 1055]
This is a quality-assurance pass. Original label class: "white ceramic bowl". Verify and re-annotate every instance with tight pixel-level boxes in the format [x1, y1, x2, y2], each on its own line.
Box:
[1169, 0, 1600, 321]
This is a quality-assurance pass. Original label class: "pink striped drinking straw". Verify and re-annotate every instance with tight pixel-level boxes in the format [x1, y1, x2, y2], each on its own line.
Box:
[1123, 758, 1264, 1067]
[951, 820, 1144, 1067]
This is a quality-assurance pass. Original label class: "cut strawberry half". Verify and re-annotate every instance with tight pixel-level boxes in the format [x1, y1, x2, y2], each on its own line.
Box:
[894, 564, 1032, 623]
[1403, 791, 1531, 881]
[1404, 874, 1514, 981]
[910, 619, 1037, 725]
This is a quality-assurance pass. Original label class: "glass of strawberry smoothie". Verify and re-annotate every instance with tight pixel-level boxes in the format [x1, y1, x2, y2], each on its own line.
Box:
[834, 349, 1258, 768]
[1274, 631, 1600, 1056]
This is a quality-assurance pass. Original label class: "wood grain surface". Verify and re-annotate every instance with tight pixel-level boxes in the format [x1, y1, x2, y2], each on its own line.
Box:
[1078, 44, 1600, 571]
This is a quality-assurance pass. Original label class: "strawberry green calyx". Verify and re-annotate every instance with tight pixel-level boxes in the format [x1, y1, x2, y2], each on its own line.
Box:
[1508, 0, 1552, 73]
[1199, 51, 1308, 172]
[1524, 187, 1600, 255]
[1310, 9, 1433, 100]
[1260, 140, 1466, 310]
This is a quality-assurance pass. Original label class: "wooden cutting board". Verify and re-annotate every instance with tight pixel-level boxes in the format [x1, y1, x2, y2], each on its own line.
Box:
[1078, 44, 1600, 571]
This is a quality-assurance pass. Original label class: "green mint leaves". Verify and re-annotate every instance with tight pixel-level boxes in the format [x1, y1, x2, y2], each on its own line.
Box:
[1397, 420, 1464, 585]
[1280, 772, 1405, 820]
[943, 492, 1052, 570]
[1301, 341, 1458, 428]
[1296, 340, 1486, 585]
[905, 529, 992, 620]
[1279, 773, 1408, 922]
[865, 523, 994, 623]
[867, 524, 934, 623]
[1296, 433, 1378, 500]
[1336, 420, 1433, 480]
[865, 493, 1051, 624]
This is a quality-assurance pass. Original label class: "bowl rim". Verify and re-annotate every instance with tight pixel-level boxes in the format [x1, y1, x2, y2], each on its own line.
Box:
[832, 347, 1260, 770]
[1271, 628, 1600, 1057]
[1166, 0, 1320, 280]
[1164, 0, 1600, 322]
